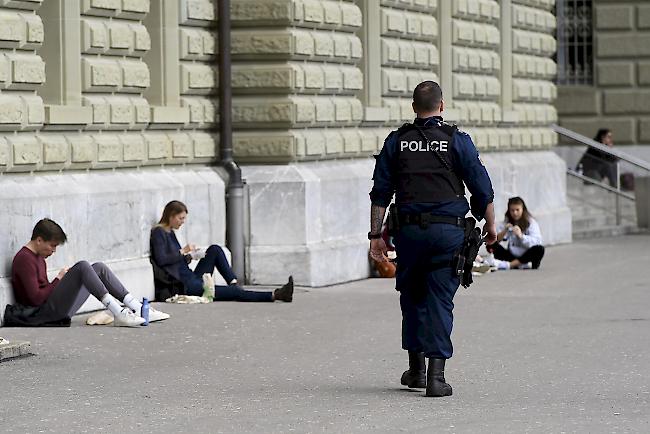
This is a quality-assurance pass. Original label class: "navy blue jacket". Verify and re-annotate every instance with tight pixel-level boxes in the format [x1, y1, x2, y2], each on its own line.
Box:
[150, 226, 193, 283]
[370, 116, 494, 221]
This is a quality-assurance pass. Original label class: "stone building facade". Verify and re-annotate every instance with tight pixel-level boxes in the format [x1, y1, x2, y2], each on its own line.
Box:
[557, 0, 650, 150]
[0, 0, 570, 312]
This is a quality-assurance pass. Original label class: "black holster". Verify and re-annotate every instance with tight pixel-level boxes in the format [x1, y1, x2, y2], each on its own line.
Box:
[454, 217, 483, 288]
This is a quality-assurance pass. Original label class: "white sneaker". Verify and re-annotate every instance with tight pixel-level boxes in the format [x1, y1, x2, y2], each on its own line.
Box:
[113, 308, 146, 327]
[148, 307, 170, 322]
[518, 262, 533, 270]
[484, 253, 510, 270]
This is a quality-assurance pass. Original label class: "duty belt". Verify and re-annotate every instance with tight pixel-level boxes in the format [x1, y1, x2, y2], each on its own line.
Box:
[398, 213, 466, 229]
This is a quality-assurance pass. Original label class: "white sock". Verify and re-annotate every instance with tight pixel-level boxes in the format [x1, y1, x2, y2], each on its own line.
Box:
[122, 293, 142, 313]
[101, 293, 124, 316]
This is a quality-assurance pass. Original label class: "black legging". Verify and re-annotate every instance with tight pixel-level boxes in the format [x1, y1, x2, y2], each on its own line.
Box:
[487, 243, 545, 269]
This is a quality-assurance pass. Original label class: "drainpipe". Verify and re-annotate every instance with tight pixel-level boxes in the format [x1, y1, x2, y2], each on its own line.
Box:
[218, 0, 245, 281]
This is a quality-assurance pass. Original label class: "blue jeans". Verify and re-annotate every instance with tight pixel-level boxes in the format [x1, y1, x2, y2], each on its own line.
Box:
[185, 245, 273, 302]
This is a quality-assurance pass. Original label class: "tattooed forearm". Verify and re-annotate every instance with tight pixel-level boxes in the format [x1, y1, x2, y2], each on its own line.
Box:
[370, 205, 386, 234]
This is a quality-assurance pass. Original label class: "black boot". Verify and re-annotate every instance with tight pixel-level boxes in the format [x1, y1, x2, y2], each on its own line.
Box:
[273, 276, 294, 302]
[400, 351, 426, 388]
[425, 358, 452, 397]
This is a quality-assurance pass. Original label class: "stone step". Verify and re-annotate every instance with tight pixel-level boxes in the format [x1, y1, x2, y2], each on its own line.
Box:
[572, 224, 639, 240]
[0, 340, 33, 362]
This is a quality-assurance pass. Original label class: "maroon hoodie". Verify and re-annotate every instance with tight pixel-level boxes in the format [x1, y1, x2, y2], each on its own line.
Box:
[11, 246, 60, 306]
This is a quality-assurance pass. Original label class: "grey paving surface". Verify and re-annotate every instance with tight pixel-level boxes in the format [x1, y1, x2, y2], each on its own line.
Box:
[1, 235, 649, 433]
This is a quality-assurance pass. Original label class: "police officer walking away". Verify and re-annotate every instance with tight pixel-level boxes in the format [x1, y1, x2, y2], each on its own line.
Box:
[368, 81, 497, 397]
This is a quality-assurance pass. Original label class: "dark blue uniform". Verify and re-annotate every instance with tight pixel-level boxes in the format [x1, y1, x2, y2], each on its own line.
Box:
[370, 116, 494, 359]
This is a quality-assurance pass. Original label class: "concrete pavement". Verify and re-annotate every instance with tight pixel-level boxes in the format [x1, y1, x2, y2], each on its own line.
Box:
[1, 235, 649, 433]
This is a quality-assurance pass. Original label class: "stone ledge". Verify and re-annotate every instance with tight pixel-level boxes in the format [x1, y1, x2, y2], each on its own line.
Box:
[44, 105, 93, 126]
[0, 340, 33, 362]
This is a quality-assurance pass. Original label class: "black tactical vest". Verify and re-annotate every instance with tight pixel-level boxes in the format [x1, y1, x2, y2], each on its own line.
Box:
[395, 123, 465, 205]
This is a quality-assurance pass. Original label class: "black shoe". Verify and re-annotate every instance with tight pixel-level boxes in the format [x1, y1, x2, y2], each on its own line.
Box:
[425, 358, 452, 397]
[273, 276, 294, 302]
[400, 351, 426, 388]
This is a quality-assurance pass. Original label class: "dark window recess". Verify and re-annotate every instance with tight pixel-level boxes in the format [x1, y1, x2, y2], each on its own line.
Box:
[554, 0, 593, 85]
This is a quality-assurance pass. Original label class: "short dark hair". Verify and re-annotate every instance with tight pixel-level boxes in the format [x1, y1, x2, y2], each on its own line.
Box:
[31, 218, 67, 244]
[412, 81, 443, 112]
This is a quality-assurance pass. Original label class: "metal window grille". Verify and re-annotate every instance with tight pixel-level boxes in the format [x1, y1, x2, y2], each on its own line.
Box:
[555, 0, 593, 85]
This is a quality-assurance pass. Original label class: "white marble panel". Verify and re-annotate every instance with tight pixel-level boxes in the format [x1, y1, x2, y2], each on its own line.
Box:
[0, 167, 227, 323]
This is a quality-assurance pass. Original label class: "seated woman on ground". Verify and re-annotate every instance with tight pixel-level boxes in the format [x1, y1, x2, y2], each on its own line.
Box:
[150, 200, 293, 303]
[9, 218, 169, 327]
[484, 197, 545, 270]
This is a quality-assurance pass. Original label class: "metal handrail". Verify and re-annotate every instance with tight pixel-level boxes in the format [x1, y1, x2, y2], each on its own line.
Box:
[552, 124, 650, 172]
[552, 124, 648, 227]
[567, 169, 635, 201]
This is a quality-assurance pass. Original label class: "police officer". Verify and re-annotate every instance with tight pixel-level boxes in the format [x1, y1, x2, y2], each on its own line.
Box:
[368, 81, 497, 397]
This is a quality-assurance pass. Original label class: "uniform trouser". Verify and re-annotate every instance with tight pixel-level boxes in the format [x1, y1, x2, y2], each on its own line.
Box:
[395, 223, 465, 360]
[42, 261, 129, 320]
[183, 245, 273, 302]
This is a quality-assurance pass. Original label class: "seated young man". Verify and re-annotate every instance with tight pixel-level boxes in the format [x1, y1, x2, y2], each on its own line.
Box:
[10, 218, 170, 327]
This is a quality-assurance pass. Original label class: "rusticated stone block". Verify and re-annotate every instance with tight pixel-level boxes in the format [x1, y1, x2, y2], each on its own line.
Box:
[95, 134, 120, 162]
[41, 135, 68, 163]
[232, 30, 292, 57]
[304, 130, 325, 155]
[555, 86, 599, 115]
[23, 13, 43, 45]
[342, 130, 360, 153]
[10, 55, 45, 84]
[133, 99, 150, 124]
[604, 90, 650, 114]
[122, 0, 150, 14]
[82, 0, 120, 16]
[596, 5, 634, 30]
[340, 3, 362, 27]
[110, 98, 134, 124]
[11, 136, 40, 165]
[0, 136, 7, 165]
[193, 132, 216, 158]
[0, 95, 23, 124]
[69, 135, 95, 163]
[233, 99, 293, 124]
[233, 64, 294, 92]
[231, 0, 292, 25]
[639, 5, 650, 29]
[146, 133, 171, 159]
[597, 34, 650, 58]
[133, 24, 150, 51]
[83, 95, 110, 124]
[0, 11, 24, 45]
[122, 135, 145, 161]
[0, 54, 8, 83]
[233, 132, 294, 159]
[180, 63, 217, 94]
[85, 58, 121, 89]
[638, 62, 650, 85]
[170, 132, 192, 158]
[109, 23, 131, 49]
[121, 60, 150, 89]
[638, 118, 650, 142]
[180, 0, 216, 25]
[597, 62, 634, 86]
[326, 131, 343, 154]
